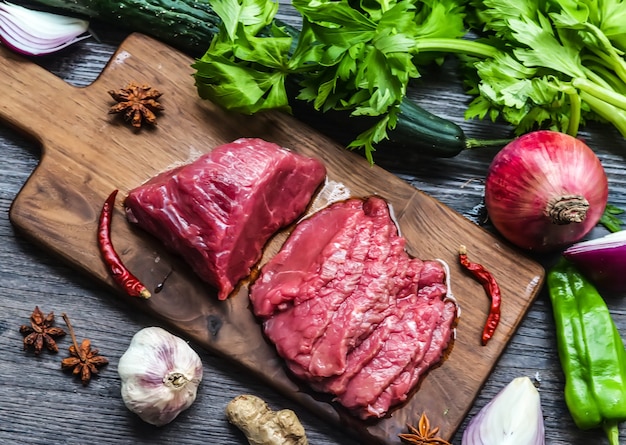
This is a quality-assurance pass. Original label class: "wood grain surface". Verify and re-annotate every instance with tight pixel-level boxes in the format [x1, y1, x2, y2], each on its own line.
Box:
[0, 32, 544, 444]
[1, 7, 625, 445]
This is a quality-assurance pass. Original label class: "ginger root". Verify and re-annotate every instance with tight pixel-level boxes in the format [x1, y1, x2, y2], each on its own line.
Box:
[225, 394, 309, 445]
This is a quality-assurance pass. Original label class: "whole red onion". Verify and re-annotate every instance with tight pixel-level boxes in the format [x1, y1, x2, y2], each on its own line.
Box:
[484, 131, 608, 252]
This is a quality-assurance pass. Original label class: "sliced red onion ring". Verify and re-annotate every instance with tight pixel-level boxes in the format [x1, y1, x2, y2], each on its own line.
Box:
[0, 1, 90, 56]
[563, 230, 626, 293]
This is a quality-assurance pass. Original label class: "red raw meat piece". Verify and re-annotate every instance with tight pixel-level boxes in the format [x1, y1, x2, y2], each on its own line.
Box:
[249, 196, 458, 419]
[124, 138, 326, 300]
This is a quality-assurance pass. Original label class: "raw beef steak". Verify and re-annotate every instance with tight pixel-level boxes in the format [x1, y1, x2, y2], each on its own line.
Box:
[249, 196, 458, 419]
[124, 138, 326, 300]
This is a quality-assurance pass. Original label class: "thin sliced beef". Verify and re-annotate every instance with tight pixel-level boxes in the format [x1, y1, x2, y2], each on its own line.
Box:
[249, 196, 458, 419]
[250, 199, 367, 318]
[252, 197, 405, 378]
[365, 295, 457, 418]
[124, 138, 326, 300]
[335, 295, 441, 412]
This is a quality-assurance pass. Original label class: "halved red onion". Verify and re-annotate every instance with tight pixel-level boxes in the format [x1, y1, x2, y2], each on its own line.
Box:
[0, 2, 90, 56]
[462, 376, 545, 445]
[563, 230, 626, 293]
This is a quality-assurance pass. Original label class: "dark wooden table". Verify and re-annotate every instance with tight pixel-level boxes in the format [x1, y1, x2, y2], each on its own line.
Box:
[1, 6, 625, 445]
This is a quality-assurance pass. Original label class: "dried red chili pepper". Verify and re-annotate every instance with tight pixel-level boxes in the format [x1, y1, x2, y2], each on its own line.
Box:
[459, 245, 501, 345]
[98, 189, 151, 299]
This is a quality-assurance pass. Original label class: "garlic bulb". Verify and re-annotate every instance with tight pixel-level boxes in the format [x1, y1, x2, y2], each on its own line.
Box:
[462, 376, 545, 445]
[118, 326, 203, 427]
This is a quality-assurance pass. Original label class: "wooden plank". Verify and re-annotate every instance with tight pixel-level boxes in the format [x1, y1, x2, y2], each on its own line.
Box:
[0, 33, 544, 444]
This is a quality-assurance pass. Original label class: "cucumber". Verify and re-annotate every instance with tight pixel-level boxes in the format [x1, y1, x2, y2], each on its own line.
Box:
[28, 0, 507, 157]
[288, 93, 469, 158]
[26, 0, 220, 57]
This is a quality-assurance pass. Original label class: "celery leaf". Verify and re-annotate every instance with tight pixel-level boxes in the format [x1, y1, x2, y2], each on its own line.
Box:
[195, 0, 469, 162]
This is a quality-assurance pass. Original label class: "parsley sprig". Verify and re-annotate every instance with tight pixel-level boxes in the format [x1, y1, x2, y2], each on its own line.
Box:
[193, 0, 490, 163]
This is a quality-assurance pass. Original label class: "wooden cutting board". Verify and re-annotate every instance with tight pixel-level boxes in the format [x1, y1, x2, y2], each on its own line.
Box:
[0, 34, 544, 444]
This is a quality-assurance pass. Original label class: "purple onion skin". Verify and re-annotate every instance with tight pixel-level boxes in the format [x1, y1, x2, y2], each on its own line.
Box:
[563, 244, 626, 293]
[485, 131, 608, 253]
[462, 406, 488, 445]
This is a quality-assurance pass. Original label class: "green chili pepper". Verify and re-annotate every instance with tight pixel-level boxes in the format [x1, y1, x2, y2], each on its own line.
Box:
[547, 258, 626, 445]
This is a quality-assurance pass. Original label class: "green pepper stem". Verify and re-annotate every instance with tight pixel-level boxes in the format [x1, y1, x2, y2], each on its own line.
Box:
[603, 421, 620, 445]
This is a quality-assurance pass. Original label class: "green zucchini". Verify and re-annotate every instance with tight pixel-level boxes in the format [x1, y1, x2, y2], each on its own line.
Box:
[28, 0, 507, 158]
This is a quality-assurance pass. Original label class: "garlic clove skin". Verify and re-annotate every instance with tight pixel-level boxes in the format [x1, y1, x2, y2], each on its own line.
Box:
[462, 376, 545, 445]
[118, 326, 203, 427]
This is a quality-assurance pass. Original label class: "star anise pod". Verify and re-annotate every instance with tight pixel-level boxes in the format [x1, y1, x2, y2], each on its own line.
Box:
[108, 82, 164, 128]
[19, 306, 66, 354]
[60, 313, 108, 385]
[399, 412, 452, 445]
